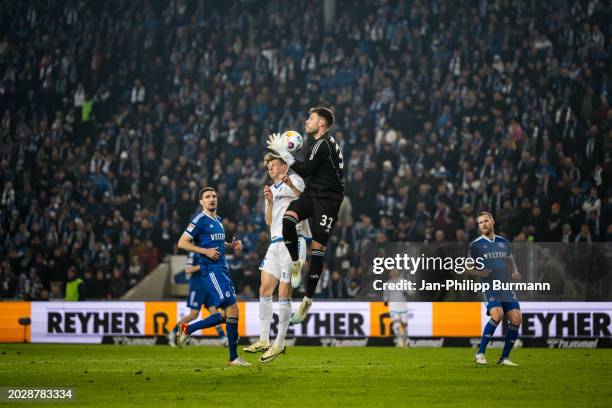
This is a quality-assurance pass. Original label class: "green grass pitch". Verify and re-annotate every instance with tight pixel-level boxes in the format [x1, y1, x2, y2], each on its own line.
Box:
[0, 344, 610, 407]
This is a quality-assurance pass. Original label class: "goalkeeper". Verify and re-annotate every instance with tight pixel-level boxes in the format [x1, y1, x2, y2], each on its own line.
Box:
[267, 106, 344, 324]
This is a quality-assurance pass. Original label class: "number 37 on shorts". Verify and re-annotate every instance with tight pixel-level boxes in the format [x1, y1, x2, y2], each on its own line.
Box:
[311, 197, 341, 238]
[288, 193, 342, 241]
[319, 215, 334, 233]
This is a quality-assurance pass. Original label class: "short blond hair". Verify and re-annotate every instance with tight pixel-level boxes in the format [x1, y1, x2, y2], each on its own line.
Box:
[477, 211, 494, 221]
[264, 152, 285, 166]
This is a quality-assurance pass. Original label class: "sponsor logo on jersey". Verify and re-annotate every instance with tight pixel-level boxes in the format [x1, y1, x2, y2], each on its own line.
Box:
[274, 195, 292, 201]
[483, 251, 506, 259]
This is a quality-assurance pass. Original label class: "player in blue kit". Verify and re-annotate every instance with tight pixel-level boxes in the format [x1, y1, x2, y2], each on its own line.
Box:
[166, 251, 227, 347]
[469, 211, 522, 366]
[175, 187, 251, 367]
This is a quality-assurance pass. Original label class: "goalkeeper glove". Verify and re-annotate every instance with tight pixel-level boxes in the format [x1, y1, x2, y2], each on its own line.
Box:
[266, 133, 295, 165]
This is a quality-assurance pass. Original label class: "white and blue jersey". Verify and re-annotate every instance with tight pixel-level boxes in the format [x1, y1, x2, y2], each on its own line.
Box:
[260, 173, 311, 283]
[184, 212, 236, 310]
[469, 234, 520, 313]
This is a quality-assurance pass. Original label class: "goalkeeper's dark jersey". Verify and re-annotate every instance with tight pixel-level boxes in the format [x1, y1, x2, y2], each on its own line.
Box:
[290, 132, 345, 200]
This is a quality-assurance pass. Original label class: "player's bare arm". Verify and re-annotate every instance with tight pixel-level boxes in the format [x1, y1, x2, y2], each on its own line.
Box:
[178, 233, 220, 260]
[508, 255, 521, 281]
[264, 185, 273, 226]
[225, 237, 242, 252]
[282, 174, 301, 196]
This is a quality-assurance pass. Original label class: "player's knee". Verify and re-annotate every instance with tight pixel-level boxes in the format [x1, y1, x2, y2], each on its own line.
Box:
[259, 285, 273, 297]
[258, 281, 267, 297]
[311, 233, 329, 248]
[490, 309, 504, 322]
[188, 309, 199, 319]
[509, 311, 522, 326]
[259, 272, 276, 296]
[278, 283, 292, 299]
[225, 302, 239, 318]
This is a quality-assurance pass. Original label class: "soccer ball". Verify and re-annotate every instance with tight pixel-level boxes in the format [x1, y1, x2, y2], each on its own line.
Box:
[282, 130, 304, 154]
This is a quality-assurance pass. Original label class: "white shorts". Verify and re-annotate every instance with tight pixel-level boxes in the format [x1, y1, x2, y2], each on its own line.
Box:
[260, 237, 308, 283]
[388, 302, 408, 324]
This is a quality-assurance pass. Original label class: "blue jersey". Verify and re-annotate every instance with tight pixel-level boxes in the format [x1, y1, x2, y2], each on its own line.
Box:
[184, 212, 228, 272]
[470, 234, 519, 309]
[469, 234, 512, 284]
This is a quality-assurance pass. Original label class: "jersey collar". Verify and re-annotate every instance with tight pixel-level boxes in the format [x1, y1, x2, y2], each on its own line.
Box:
[480, 234, 495, 243]
[314, 131, 330, 141]
[202, 211, 217, 221]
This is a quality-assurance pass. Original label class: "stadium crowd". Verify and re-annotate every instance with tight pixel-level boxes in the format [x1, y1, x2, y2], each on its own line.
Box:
[0, 0, 610, 300]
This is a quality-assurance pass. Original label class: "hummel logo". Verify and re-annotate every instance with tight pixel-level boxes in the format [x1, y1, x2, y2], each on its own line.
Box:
[309, 274, 319, 278]
[209, 224, 214, 228]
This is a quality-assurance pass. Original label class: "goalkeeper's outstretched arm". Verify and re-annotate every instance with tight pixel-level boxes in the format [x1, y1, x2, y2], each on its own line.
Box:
[290, 139, 330, 178]
[267, 133, 330, 178]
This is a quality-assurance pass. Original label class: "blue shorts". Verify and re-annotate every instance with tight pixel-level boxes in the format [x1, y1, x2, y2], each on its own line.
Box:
[187, 275, 208, 310]
[483, 290, 520, 314]
[201, 270, 237, 310]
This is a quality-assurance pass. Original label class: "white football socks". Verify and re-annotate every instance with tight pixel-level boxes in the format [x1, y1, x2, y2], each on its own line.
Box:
[274, 298, 292, 348]
[259, 296, 273, 342]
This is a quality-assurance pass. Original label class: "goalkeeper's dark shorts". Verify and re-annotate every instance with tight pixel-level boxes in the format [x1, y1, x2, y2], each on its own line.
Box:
[287, 191, 342, 245]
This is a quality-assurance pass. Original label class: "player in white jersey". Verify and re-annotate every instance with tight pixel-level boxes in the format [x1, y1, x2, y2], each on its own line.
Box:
[384, 269, 410, 348]
[243, 153, 311, 362]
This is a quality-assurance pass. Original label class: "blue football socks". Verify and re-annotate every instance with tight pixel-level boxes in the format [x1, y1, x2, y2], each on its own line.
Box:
[226, 316, 239, 361]
[478, 319, 499, 354]
[501, 324, 519, 359]
[187, 313, 225, 335]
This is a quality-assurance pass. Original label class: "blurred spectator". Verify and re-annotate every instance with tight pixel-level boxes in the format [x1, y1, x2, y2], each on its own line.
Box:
[18, 268, 44, 300]
[92, 270, 110, 299]
[328, 270, 348, 299]
[64, 266, 84, 301]
[109, 267, 127, 299]
[49, 281, 64, 300]
[582, 187, 602, 234]
[82, 269, 97, 300]
[137, 240, 159, 274]
[575, 224, 593, 243]
[345, 266, 361, 298]
[128, 256, 144, 288]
